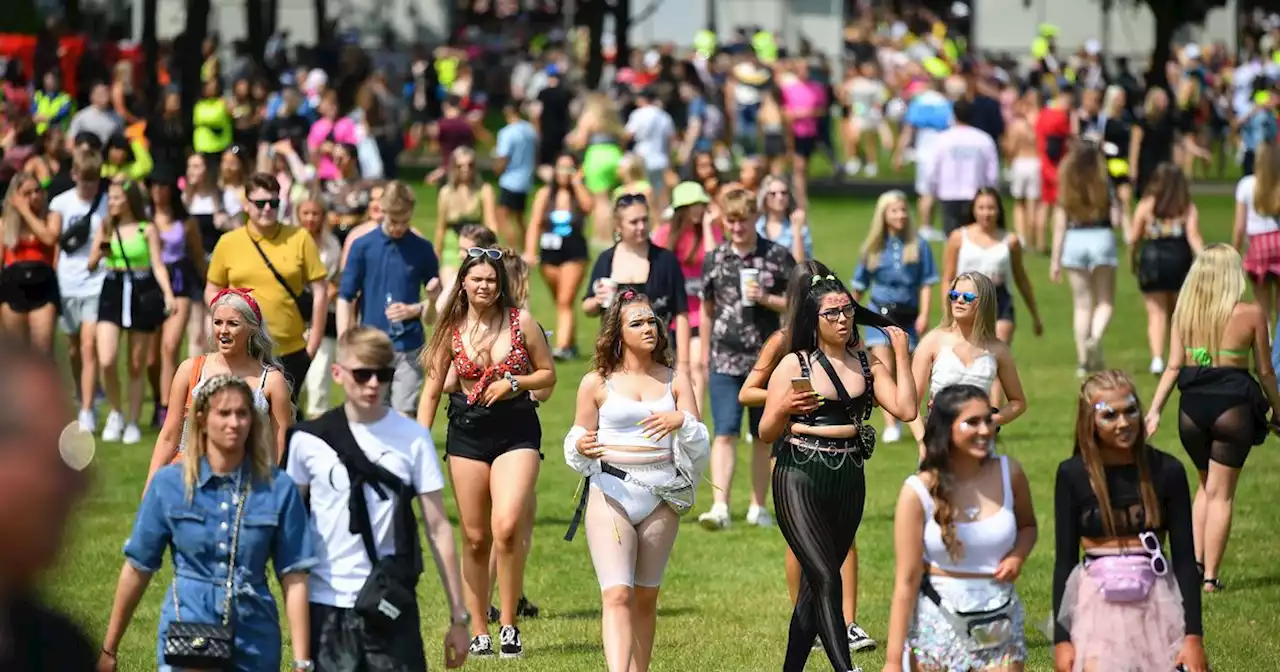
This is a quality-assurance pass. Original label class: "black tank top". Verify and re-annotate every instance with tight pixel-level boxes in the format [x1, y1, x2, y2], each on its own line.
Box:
[795, 349, 874, 427]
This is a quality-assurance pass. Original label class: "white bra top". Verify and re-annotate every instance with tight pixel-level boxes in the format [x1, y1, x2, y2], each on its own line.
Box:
[596, 373, 677, 464]
[905, 456, 1018, 575]
[930, 343, 998, 398]
[191, 363, 272, 413]
[955, 227, 1013, 286]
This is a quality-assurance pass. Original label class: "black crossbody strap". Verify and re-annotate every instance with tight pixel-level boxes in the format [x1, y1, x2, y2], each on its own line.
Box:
[564, 463, 631, 541]
[811, 350, 853, 404]
[247, 234, 302, 303]
[111, 225, 134, 274]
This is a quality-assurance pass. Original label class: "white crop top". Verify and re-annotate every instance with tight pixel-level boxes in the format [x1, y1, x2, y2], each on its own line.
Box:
[955, 228, 1013, 286]
[905, 456, 1017, 575]
[596, 374, 676, 465]
[930, 343, 998, 398]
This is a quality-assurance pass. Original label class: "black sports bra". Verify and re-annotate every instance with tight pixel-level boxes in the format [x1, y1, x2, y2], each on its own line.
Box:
[795, 349, 874, 427]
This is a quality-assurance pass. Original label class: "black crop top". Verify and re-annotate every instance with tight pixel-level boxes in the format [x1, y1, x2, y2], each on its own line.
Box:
[1052, 447, 1201, 644]
[795, 349, 874, 427]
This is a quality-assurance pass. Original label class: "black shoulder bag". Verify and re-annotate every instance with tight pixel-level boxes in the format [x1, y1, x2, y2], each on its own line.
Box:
[297, 409, 422, 630]
[162, 477, 250, 669]
[247, 233, 314, 322]
[112, 225, 168, 320]
[58, 185, 106, 253]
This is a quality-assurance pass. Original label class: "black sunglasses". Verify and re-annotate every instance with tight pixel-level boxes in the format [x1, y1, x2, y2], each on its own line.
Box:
[614, 192, 649, 209]
[346, 367, 395, 385]
[250, 198, 281, 211]
[466, 247, 503, 260]
[818, 305, 855, 322]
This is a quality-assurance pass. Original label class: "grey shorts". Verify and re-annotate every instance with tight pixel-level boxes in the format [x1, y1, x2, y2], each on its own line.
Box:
[1061, 228, 1119, 271]
[58, 295, 100, 335]
[1009, 157, 1041, 200]
[389, 349, 424, 417]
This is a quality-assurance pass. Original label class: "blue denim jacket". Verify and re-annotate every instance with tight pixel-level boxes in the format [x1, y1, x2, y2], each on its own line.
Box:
[850, 234, 940, 311]
[125, 460, 317, 671]
[756, 215, 814, 259]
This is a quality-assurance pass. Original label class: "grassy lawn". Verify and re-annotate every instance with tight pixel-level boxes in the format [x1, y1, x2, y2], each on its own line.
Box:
[47, 190, 1280, 670]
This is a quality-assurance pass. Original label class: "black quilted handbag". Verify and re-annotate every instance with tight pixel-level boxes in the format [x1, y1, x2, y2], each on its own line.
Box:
[162, 479, 249, 670]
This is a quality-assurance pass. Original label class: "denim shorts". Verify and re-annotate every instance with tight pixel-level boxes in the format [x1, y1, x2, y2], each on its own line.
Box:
[1061, 228, 1118, 271]
[708, 372, 763, 438]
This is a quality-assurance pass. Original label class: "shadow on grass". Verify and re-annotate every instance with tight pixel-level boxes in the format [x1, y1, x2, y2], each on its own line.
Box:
[1224, 574, 1280, 591]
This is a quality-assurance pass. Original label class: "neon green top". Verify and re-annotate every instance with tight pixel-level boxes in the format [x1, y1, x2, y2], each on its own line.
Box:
[193, 98, 233, 154]
[1185, 347, 1251, 367]
[106, 223, 151, 271]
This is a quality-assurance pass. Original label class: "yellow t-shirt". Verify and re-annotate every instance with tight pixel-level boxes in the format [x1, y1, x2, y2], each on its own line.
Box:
[207, 225, 326, 355]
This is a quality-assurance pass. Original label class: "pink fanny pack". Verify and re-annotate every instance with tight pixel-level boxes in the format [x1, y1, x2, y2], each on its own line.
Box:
[1084, 555, 1157, 603]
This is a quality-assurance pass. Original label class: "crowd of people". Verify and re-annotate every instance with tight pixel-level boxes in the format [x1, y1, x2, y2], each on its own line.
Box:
[3, 7, 1280, 672]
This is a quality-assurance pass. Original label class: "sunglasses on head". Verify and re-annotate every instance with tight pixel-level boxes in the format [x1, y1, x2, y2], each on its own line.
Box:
[948, 290, 978, 304]
[466, 247, 503, 260]
[615, 192, 649, 208]
[250, 198, 281, 210]
[346, 366, 395, 385]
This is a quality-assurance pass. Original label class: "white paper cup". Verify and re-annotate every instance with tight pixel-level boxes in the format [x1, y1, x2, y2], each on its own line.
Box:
[740, 268, 761, 307]
[598, 278, 619, 308]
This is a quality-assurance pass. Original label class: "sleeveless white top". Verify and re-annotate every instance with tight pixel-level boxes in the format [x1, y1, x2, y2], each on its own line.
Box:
[905, 455, 1018, 575]
[955, 227, 1013, 286]
[179, 364, 272, 453]
[930, 343, 998, 398]
[596, 373, 676, 465]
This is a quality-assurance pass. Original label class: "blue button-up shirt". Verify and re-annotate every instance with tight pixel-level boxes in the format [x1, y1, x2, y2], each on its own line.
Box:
[339, 227, 440, 352]
[125, 461, 316, 672]
[756, 215, 814, 259]
[850, 234, 940, 310]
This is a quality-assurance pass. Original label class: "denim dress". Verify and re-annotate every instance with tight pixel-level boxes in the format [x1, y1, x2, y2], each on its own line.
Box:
[124, 460, 317, 671]
[850, 234, 939, 349]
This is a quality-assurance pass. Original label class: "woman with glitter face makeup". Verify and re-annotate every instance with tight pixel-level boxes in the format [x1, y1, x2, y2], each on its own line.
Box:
[144, 289, 291, 493]
[565, 290, 708, 672]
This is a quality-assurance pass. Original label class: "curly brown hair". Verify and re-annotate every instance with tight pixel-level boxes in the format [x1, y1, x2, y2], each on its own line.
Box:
[592, 292, 673, 377]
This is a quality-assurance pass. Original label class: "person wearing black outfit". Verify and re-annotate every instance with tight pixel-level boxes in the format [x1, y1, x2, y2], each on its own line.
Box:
[286, 327, 470, 670]
[757, 274, 916, 672]
[1052, 370, 1207, 672]
[533, 66, 572, 177]
[147, 89, 191, 187]
[0, 338, 95, 671]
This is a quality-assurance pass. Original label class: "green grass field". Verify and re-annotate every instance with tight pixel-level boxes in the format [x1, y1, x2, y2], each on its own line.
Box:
[48, 190, 1280, 670]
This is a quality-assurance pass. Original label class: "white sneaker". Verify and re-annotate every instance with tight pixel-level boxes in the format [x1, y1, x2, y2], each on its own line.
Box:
[746, 505, 774, 528]
[101, 411, 124, 442]
[882, 423, 902, 443]
[863, 163, 878, 178]
[77, 409, 97, 435]
[698, 505, 731, 531]
[1149, 357, 1165, 375]
[122, 424, 142, 445]
[844, 158, 862, 175]
[1084, 337, 1104, 371]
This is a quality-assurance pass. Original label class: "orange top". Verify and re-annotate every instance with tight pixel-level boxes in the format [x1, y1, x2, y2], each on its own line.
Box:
[3, 234, 55, 266]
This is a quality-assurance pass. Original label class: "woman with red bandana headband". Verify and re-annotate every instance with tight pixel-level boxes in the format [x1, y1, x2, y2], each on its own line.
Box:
[142, 288, 293, 493]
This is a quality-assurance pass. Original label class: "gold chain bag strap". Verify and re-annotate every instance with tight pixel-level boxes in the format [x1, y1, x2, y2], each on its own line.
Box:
[162, 476, 251, 670]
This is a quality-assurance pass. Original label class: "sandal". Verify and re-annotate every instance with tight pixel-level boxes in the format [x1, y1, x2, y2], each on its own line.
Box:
[1203, 578, 1224, 593]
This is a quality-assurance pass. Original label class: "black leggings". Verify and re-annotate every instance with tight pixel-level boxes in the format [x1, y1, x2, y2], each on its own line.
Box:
[772, 446, 866, 671]
[1179, 402, 1256, 471]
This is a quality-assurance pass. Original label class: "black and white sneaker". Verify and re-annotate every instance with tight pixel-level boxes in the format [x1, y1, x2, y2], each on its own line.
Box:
[469, 634, 495, 657]
[847, 622, 877, 651]
[499, 625, 523, 659]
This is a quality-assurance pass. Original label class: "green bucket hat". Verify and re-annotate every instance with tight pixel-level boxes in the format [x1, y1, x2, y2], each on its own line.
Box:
[671, 182, 711, 210]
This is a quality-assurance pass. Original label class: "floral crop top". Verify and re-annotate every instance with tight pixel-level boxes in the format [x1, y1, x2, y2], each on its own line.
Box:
[452, 307, 532, 404]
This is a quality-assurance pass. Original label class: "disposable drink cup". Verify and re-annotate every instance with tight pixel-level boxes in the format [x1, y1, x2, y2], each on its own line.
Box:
[598, 278, 619, 308]
[740, 268, 761, 306]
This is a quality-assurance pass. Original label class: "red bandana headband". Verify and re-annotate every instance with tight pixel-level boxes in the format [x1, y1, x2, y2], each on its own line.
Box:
[210, 288, 263, 324]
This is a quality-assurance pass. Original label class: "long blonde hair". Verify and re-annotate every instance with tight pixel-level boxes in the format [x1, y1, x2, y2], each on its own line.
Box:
[939, 272, 997, 344]
[580, 93, 623, 138]
[1172, 244, 1246, 360]
[860, 190, 919, 271]
[182, 375, 274, 499]
[1253, 143, 1280, 217]
[1, 172, 41, 248]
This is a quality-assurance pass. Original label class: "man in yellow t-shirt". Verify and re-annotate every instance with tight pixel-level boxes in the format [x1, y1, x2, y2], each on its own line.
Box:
[206, 173, 329, 409]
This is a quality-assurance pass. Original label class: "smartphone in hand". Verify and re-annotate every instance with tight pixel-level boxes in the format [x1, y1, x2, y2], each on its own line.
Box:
[791, 378, 813, 393]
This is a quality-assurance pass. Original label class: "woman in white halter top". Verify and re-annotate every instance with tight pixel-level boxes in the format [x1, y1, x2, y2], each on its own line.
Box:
[909, 272, 1028, 459]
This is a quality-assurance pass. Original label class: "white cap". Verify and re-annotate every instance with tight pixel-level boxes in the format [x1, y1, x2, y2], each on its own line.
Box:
[1084, 38, 1101, 56]
[1184, 43, 1201, 60]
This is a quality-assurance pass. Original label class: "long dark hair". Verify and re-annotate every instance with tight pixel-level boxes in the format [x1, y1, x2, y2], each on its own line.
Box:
[920, 384, 993, 561]
[752, 260, 836, 373]
[593, 291, 673, 376]
[968, 186, 1006, 230]
[422, 253, 515, 374]
[782, 271, 896, 355]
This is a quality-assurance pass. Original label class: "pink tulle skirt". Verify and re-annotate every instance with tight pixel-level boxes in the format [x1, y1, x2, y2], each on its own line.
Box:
[1057, 564, 1185, 672]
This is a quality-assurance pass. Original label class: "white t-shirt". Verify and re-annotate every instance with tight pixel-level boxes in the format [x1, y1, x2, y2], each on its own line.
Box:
[49, 188, 107, 299]
[1235, 175, 1280, 236]
[625, 105, 676, 171]
[286, 410, 445, 608]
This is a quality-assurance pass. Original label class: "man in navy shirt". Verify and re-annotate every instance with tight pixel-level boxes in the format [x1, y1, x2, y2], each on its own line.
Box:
[338, 182, 440, 417]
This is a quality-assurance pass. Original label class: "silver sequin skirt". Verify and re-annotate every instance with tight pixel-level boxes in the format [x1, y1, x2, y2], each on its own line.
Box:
[908, 575, 1027, 670]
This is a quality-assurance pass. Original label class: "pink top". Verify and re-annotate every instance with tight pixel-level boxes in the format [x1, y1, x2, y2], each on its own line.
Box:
[780, 80, 826, 139]
[307, 117, 359, 180]
[651, 222, 722, 329]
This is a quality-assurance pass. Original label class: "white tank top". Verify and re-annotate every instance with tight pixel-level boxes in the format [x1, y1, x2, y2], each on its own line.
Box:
[596, 372, 677, 465]
[955, 227, 1013, 286]
[930, 343, 998, 398]
[905, 456, 1018, 575]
